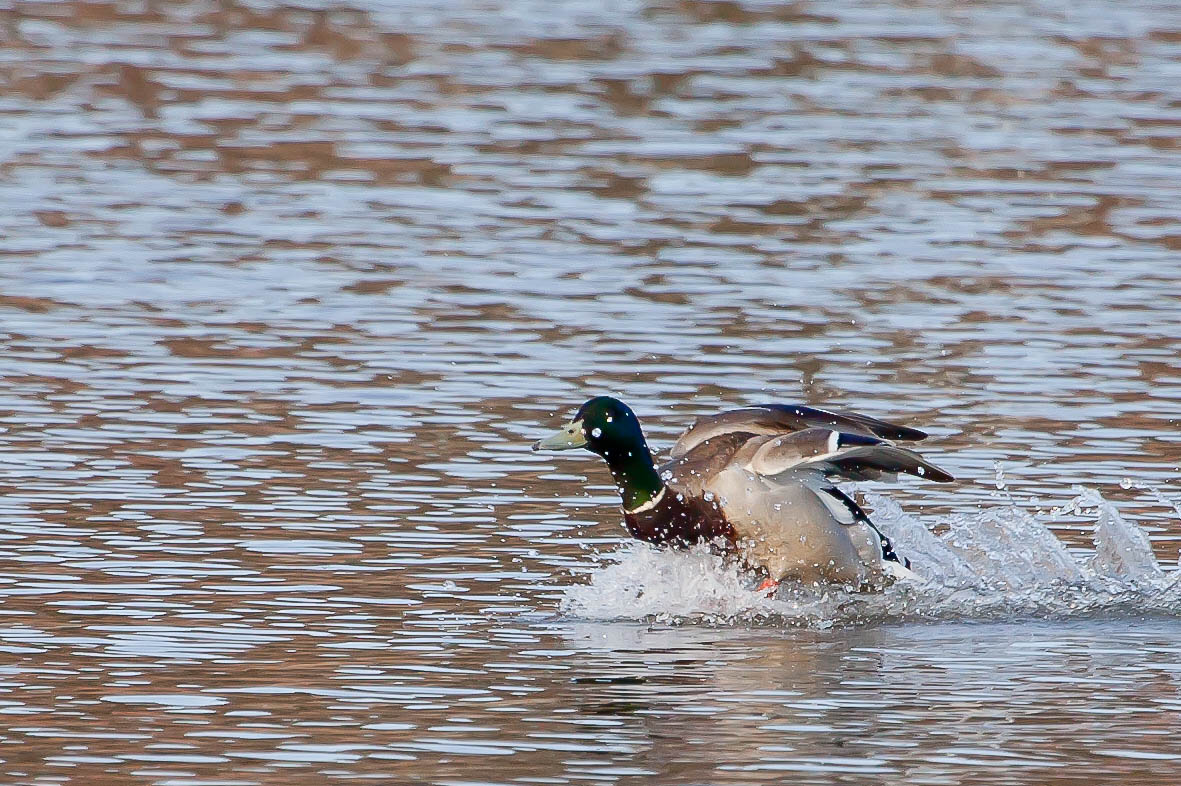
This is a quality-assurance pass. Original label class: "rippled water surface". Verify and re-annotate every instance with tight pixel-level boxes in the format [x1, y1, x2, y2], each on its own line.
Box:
[1, 0, 1180, 782]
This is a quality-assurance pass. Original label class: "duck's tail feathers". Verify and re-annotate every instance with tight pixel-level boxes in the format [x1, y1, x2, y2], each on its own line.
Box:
[819, 486, 909, 567]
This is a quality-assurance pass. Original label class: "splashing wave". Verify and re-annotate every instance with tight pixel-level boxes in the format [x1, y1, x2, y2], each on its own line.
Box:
[558, 487, 1181, 626]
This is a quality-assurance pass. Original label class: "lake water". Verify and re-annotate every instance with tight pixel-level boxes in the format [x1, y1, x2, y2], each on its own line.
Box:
[0, 0, 1179, 783]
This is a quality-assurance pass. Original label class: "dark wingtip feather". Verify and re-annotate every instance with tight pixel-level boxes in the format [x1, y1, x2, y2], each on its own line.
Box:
[837, 432, 883, 448]
[894, 449, 955, 483]
[876, 423, 928, 442]
[923, 465, 955, 483]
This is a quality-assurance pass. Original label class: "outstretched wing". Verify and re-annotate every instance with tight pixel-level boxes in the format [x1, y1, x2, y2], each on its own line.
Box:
[742, 428, 954, 484]
[670, 404, 928, 459]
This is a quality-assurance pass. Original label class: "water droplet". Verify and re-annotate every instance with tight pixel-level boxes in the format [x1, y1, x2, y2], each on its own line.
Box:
[591, 427, 602, 438]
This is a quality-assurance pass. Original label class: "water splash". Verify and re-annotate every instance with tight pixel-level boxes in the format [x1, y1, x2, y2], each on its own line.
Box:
[559, 487, 1181, 625]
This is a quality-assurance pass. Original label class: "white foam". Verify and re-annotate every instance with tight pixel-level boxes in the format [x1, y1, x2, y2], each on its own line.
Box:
[558, 486, 1181, 626]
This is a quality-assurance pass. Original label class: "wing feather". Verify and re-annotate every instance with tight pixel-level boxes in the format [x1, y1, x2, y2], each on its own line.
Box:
[670, 404, 927, 458]
[745, 428, 954, 484]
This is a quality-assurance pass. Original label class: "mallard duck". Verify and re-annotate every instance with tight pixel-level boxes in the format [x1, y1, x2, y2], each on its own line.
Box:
[533, 396, 954, 590]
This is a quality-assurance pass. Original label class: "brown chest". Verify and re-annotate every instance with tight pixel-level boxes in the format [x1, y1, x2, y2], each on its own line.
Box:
[622, 491, 735, 547]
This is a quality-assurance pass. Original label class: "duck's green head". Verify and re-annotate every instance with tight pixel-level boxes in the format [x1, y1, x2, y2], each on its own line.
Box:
[532, 396, 646, 459]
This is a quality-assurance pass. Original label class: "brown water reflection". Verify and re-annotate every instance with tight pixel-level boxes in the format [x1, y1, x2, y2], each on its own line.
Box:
[1, 0, 1180, 783]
